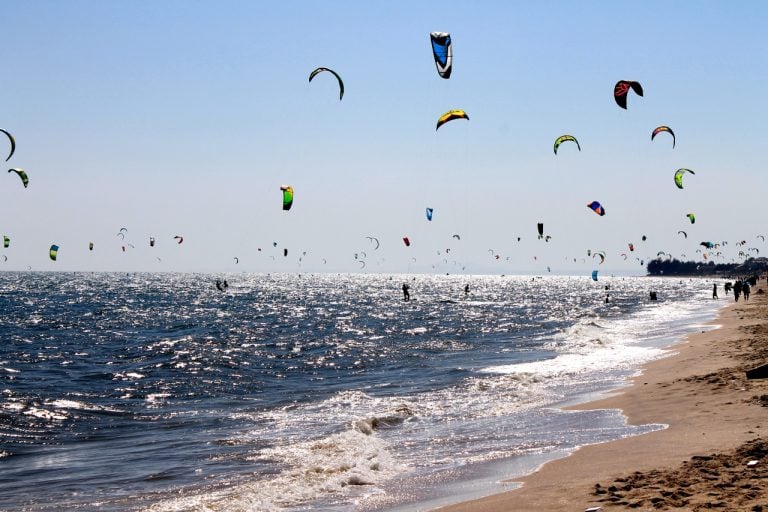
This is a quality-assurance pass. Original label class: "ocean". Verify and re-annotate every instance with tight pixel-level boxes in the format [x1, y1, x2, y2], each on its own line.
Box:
[0, 273, 724, 511]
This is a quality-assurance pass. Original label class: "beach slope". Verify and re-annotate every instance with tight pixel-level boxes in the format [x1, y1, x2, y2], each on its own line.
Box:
[439, 292, 768, 511]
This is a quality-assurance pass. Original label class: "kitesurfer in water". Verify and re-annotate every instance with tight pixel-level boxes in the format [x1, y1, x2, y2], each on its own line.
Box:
[464, 284, 469, 296]
[223, 280, 229, 289]
[402, 283, 411, 301]
[216, 279, 224, 291]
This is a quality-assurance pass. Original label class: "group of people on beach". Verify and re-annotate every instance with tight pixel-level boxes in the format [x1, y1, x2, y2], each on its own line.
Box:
[720, 275, 760, 301]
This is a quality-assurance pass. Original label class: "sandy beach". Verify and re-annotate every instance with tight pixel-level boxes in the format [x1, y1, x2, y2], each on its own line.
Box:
[440, 286, 768, 511]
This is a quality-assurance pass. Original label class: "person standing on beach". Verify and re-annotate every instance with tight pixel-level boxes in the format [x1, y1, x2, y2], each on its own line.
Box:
[743, 281, 751, 301]
[712, 283, 718, 299]
[734, 280, 742, 301]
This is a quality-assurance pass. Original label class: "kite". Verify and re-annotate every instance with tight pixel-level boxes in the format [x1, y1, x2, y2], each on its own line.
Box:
[426, 207, 433, 221]
[593, 251, 606, 264]
[429, 32, 452, 79]
[687, 213, 696, 224]
[359, 260, 366, 269]
[0, 129, 15, 161]
[537, 223, 544, 239]
[49, 244, 59, 261]
[403, 237, 411, 247]
[674, 168, 695, 189]
[553, 135, 580, 155]
[8, 168, 28, 188]
[614, 80, 643, 109]
[651, 126, 675, 148]
[587, 201, 606, 216]
[366, 236, 380, 250]
[758, 235, 765, 242]
[89, 242, 94, 251]
[700, 242, 714, 249]
[234, 257, 239, 264]
[283, 248, 288, 257]
[678, 230, 688, 238]
[628, 243, 635, 251]
[592, 271, 599, 282]
[280, 185, 294, 211]
[3, 236, 8, 248]
[174, 236, 184, 244]
[436, 110, 469, 130]
[657, 251, 666, 257]
[309, 67, 344, 100]
[452, 234, 461, 240]
[150, 237, 156, 247]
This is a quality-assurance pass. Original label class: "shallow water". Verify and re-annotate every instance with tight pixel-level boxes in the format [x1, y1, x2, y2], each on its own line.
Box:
[0, 273, 723, 511]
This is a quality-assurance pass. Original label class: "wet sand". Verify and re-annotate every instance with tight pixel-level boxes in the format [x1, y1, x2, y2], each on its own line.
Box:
[439, 287, 768, 511]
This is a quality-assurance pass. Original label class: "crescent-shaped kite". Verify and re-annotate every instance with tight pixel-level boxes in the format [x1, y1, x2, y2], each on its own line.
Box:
[554, 135, 580, 155]
[674, 168, 695, 189]
[651, 125, 675, 148]
[614, 80, 643, 109]
[309, 67, 344, 100]
[7, 168, 28, 188]
[0, 129, 15, 161]
[436, 110, 469, 130]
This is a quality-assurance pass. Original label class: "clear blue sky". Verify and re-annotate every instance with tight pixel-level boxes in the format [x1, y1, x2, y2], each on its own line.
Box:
[1, 1, 765, 273]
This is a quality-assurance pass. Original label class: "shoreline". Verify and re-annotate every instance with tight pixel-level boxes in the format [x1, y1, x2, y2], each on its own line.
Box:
[437, 290, 768, 511]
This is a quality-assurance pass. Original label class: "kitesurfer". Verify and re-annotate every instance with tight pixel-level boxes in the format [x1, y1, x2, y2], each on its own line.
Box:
[223, 280, 229, 289]
[216, 279, 224, 291]
[402, 283, 411, 301]
[649, 291, 658, 301]
[464, 284, 469, 296]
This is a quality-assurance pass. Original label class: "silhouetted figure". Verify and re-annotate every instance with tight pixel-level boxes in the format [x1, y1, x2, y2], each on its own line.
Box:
[649, 291, 658, 301]
[734, 280, 742, 302]
[743, 281, 751, 301]
[712, 283, 718, 299]
[216, 279, 224, 291]
[464, 284, 470, 296]
[402, 283, 410, 301]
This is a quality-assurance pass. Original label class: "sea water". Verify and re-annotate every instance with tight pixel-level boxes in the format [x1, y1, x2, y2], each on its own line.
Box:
[0, 273, 724, 511]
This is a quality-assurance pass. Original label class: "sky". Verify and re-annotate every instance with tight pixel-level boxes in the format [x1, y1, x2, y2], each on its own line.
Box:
[1, 1, 766, 274]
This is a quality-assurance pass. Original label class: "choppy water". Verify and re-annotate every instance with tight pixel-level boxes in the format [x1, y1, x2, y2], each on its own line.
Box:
[0, 273, 723, 511]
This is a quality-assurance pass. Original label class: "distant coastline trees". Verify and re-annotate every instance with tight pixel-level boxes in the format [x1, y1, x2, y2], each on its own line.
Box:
[646, 257, 768, 276]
